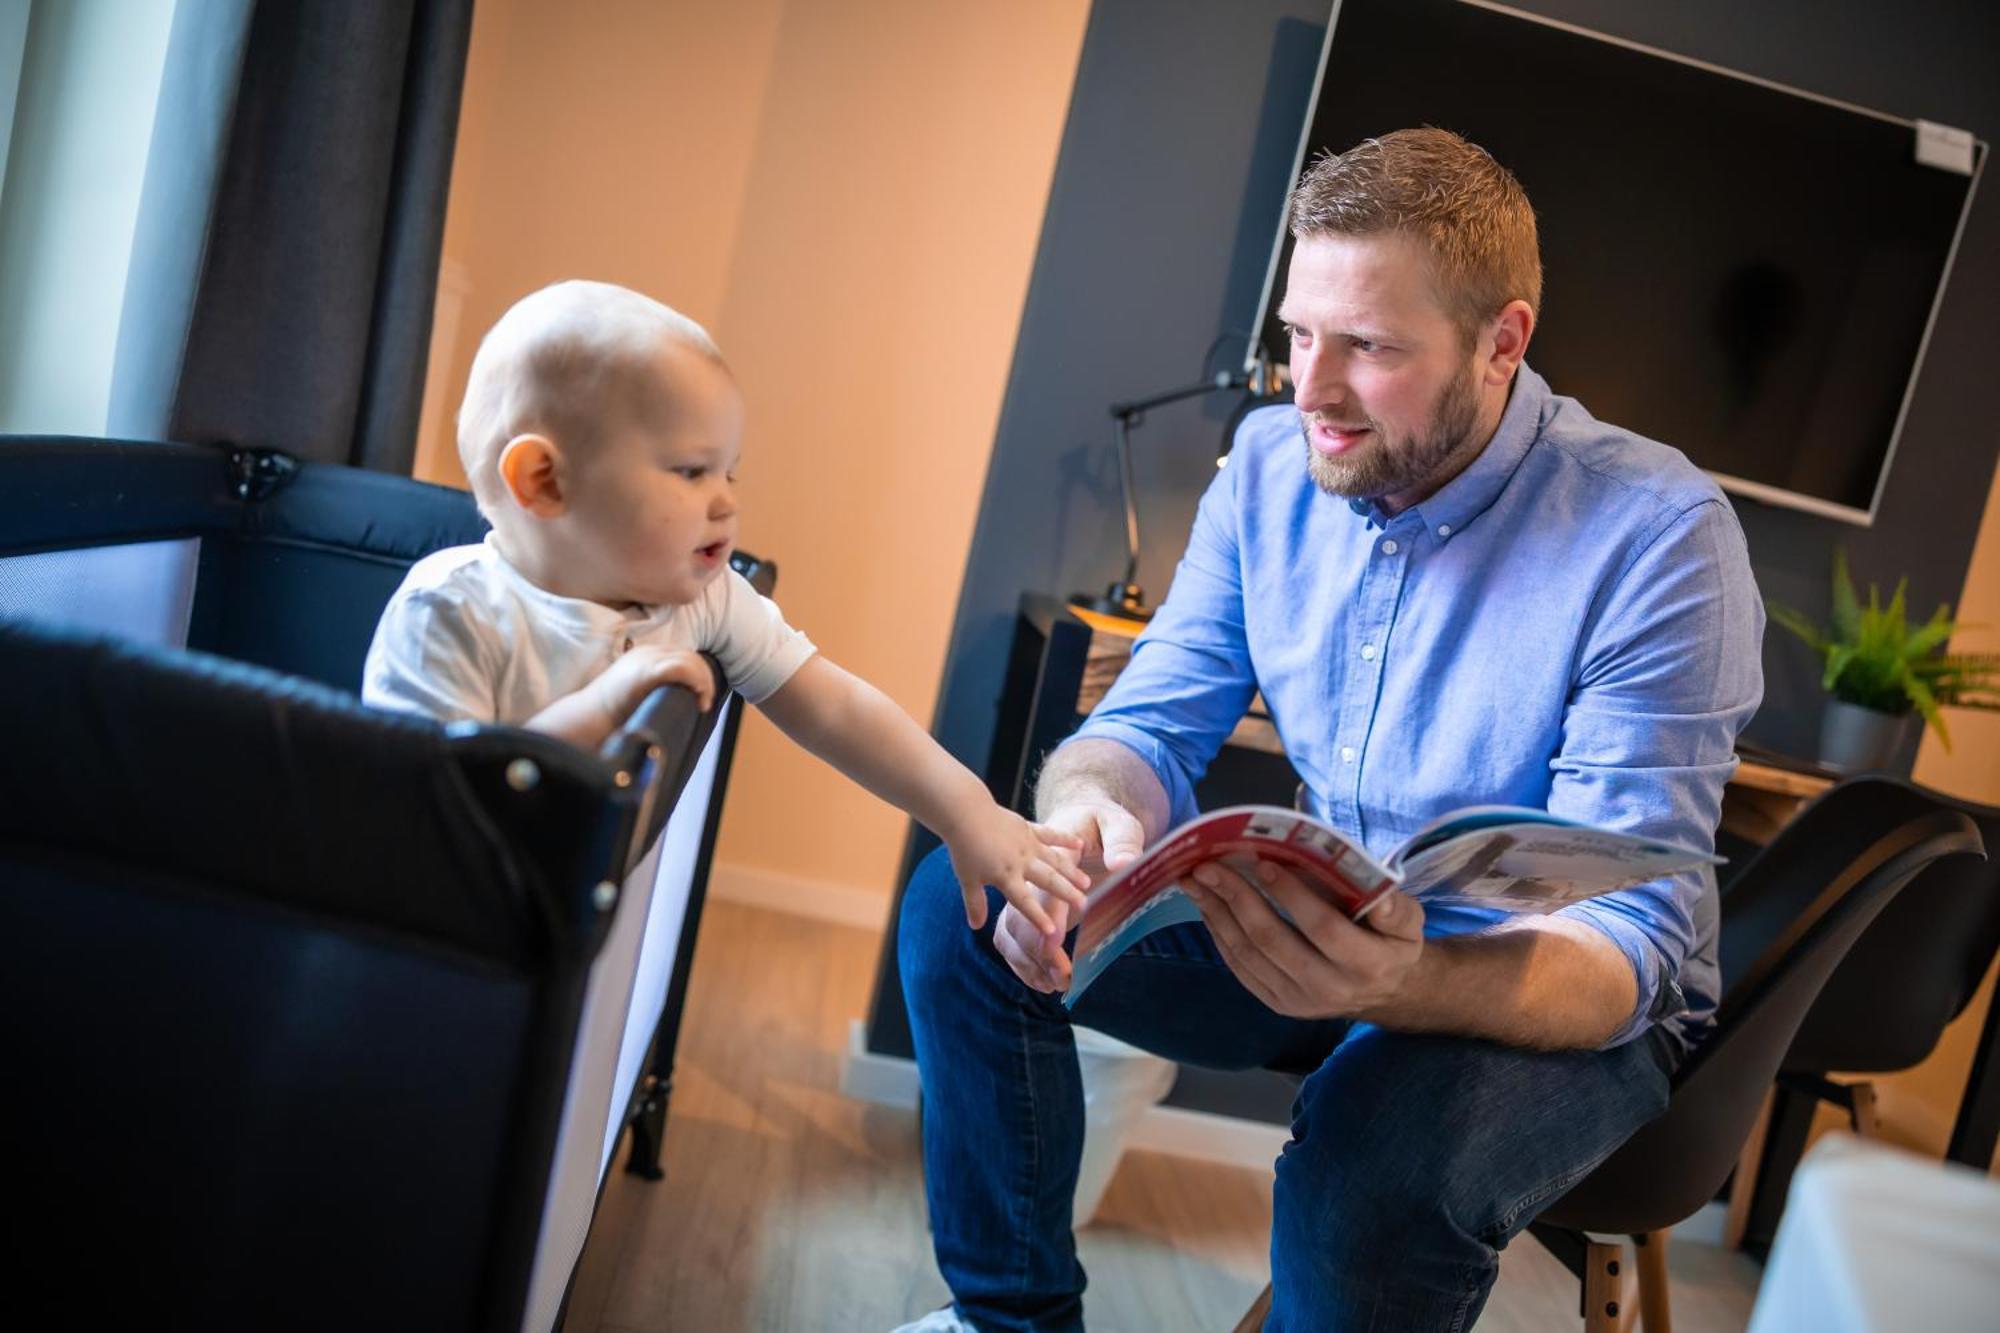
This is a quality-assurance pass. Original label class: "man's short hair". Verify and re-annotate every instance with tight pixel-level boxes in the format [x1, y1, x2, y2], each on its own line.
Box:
[1287, 127, 1541, 344]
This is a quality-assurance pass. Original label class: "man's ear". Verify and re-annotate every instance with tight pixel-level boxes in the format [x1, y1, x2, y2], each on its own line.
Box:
[1480, 299, 1536, 387]
[497, 434, 567, 517]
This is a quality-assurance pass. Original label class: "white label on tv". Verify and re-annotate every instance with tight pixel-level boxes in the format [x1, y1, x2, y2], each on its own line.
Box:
[1915, 119, 1975, 176]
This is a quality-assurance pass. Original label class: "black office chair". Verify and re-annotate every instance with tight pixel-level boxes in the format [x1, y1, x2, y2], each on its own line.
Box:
[1232, 778, 1983, 1332]
[1728, 788, 2000, 1251]
[1524, 777, 1983, 1332]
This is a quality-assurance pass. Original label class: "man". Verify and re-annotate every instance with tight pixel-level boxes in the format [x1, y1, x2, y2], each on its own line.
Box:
[895, 129, 1763, 1332]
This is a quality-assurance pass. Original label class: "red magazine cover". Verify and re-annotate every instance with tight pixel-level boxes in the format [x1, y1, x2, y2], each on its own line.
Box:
[1066, 807, 1393, 1006]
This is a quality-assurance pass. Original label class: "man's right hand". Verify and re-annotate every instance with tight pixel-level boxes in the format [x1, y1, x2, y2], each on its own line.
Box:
[993, 798, 1147, 993]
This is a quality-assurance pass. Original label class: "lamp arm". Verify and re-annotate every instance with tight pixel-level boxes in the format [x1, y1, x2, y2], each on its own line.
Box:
[1114, 412, 1141, 584]
[1109, 369, 1247, 423]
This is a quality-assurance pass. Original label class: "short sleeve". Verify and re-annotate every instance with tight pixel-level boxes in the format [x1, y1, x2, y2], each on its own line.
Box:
[695, 569, 817, 704]
[361, 584, 502, 723]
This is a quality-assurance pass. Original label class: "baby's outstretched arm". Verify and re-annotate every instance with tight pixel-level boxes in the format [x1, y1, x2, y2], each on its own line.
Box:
[527, 646, 716, 749]
[758, 656, 1088, 936]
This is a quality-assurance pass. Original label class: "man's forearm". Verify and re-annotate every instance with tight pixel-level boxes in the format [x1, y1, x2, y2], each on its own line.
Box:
[1033, 737, 1173, 843]
[1360, 914, 1639, 1050]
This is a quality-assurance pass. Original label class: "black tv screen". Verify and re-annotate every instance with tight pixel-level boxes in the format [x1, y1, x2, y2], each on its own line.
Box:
[1252, 0, 1983, 525]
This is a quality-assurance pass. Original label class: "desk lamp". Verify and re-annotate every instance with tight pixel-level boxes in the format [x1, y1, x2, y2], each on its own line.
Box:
[1069, 356, 1290, 623]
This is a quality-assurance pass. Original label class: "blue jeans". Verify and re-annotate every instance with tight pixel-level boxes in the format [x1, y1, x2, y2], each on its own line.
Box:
[897, 845, 1678, 1332]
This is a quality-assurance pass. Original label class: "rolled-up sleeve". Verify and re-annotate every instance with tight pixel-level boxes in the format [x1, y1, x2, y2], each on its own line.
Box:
[1548, 499, 1764, 1047]
[1067, 454, 1259, 824]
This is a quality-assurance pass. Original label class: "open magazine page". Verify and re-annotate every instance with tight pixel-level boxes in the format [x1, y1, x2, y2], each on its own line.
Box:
[1390, 805, 1582, 864]
[1394, 821, 1724, 912]
[1063, 807, 1394, 1007]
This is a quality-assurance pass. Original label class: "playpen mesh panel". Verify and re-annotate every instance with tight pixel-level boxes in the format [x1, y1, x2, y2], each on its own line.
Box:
[0, 538, 199, 648]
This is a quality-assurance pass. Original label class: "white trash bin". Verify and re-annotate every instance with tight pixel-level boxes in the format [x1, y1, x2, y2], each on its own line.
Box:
[1072, 1026, 1178, 1226]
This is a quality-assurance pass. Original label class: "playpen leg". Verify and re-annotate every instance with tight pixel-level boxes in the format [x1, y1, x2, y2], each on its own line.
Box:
[624, 1072, 669, 1181]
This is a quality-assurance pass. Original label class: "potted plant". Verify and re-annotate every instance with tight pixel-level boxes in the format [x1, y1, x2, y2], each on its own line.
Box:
[1768, 550, 2000, 770]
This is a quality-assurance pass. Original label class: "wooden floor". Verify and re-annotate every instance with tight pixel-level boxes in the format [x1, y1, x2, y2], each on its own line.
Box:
[562, 901, 1762, 1331]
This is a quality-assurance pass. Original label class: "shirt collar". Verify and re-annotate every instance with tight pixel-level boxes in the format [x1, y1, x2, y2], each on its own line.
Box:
[1405, 363, 1548, 538]
[1343, 363, 1550, 537]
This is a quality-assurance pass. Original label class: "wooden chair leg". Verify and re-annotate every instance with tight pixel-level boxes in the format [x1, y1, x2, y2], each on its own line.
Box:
[1633, 1230, 1672, 1333]
[1583, 1239, 1626, 1333]
[1231, 1281, 1272, 1333]
[1723, 1086, 1775, 1250]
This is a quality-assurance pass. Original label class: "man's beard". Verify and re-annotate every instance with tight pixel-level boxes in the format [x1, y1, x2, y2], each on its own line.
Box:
[1300, 360, 1483, 502]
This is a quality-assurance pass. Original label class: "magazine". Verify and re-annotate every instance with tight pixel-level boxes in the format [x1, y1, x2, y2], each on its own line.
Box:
[1063, 804, 1722, 1006]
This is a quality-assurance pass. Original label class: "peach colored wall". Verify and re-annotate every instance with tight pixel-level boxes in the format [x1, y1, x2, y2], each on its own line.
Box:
[1867, 459, 2000, 1172]
[415, 0, 788, 483]
[415, 0, 1090, 907]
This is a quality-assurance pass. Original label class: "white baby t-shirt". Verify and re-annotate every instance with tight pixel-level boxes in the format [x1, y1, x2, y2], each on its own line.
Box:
[362, 535, 815, 725]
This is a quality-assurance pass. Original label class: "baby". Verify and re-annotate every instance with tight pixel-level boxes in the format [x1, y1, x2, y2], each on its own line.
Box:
[364, 280, 1084, 937]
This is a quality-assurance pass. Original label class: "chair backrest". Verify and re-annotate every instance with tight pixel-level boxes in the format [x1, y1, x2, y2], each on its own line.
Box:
[1537, 777, 1982, 1235]
[1776, 788, 2000, 1073]
[0, 619, 713, 1330]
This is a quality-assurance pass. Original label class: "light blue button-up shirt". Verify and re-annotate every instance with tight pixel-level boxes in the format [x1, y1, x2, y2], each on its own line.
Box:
[1070, 365, 1764, 1048]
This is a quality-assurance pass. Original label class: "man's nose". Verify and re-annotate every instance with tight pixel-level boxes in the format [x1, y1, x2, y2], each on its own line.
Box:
[1292, 346, 1345, 415]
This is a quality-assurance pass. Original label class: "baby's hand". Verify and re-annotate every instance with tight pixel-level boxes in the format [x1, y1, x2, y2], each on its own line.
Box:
[942, 804, 1090, 937]
[588, 645, 716, 729]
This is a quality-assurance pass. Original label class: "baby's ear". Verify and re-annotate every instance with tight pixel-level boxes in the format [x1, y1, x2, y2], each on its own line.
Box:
[497, 434, 567, 516]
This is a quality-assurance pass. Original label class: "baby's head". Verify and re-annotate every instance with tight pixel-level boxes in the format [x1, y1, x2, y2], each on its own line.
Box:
[458, 280, 742, 608]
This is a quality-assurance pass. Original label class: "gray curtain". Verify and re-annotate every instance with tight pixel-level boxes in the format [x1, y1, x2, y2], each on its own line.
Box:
[110, 0, 474, 474]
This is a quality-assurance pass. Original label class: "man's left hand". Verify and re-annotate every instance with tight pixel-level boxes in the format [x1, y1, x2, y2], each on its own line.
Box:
[1182, 856, 1426, 1019]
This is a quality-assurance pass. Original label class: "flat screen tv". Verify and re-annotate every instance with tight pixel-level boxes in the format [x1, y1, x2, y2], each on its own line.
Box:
[1251, 0, 1985, 525]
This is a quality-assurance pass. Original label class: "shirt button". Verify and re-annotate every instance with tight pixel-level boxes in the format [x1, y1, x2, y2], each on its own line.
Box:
[1437, 524, 1452, 538]
[1360, 643, 1377, 661]
[1340, 745, 1357, 764]
[1381, 539, 1399, 555]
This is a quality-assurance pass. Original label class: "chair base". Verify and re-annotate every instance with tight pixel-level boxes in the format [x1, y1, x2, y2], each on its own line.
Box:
[1530, 1223, 1672, 1332]
[1232, 1228, 1671, 1331]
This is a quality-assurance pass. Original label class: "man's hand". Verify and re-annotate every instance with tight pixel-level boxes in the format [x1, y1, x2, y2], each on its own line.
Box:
[993, 885, 1075, 993]
[1181, 855, 1426, 1019]
[1038, 797, 1148, 879]
[941, 804, 1089, 935]
[990, 797, 1150, 993]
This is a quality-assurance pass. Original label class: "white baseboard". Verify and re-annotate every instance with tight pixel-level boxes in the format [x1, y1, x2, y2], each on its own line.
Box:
[708, 861, 890, 932]
[839, 1020, 1287, 1173]
[1126, 1102, 1287, 1170]
[841, 1017, 923, 1108]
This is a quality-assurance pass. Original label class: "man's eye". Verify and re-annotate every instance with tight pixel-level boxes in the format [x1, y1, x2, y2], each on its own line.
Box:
[675, 466, 708, 481]
[1286, 324, 1310, 345]
[1352, 338, 1382, 354]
